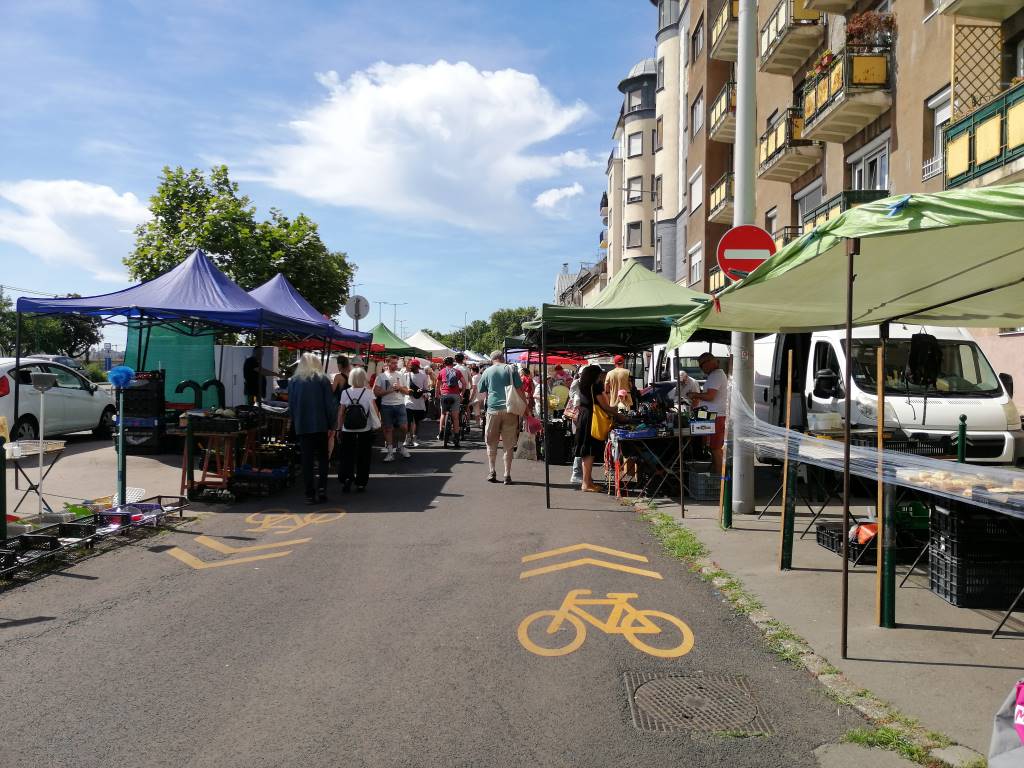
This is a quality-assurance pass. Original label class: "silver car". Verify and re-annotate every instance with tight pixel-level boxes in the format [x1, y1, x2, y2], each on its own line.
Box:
[0, 358, 116, 440]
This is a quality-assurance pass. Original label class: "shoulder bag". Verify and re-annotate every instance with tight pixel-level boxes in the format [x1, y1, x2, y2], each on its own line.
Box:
[590, 389, 613, 441]
[505, 365, 528, 416]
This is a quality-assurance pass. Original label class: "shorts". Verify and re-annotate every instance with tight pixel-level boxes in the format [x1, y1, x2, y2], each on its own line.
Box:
[707, 415, 727, 450]
[407, 408, 427, 425]
[380, 404, 407, 429]
[440, 394, 462, 413]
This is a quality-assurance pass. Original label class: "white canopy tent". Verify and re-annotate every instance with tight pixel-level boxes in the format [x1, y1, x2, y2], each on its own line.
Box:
[405, 330, 456, 358]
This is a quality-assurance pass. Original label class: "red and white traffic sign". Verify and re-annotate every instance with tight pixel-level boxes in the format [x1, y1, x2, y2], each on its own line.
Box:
[716, 225, 776, 282]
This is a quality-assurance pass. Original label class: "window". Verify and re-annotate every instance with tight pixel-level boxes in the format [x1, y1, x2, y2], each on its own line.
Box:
[655, 117, 664, 151]
[654, 175, 663, 209]
[655, 236, 663, 272]
[794, 178, 823, 221]
[657, 58, 665, 90]
[847, 339, 1000, 396]
[690, 91, 704, 137]
[626, 222, 643, 248]
[627, 131, 643, 157]
[658, 0, 679, 29]
[848, 134, 889, 191]
[812, 342, 841, 397]
[49, 366, 85, 389]
[688, 167, 703, 213]
[1014, 37, 1024, 79]
[627, 89, 643, 112]
[627, 176, 643, 203]
[688, 242, 703, 285]
[924, 87, 951, 179]
[691, 16, 704, 62]
[765, 207, 778, 236]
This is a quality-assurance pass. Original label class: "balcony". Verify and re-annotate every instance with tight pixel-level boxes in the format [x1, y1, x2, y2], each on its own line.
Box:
[758, 108, 822, 182]
[800, 189, 889, 231]
[944, 79, 1024, 188]
[802, 46, 892, 143]
[600, 229, 608, 249]
[710, 0, 739, 61]
[772, 226, 803, 250]
[760, 0, 825, 77]
[804, 0, 856, 10]
[599, 192, 608, 219]
[707, 173, 735, 225]
[708, 265, 728, 294]
[708, 82, 737, 143]
[938, 0, 1024, 20]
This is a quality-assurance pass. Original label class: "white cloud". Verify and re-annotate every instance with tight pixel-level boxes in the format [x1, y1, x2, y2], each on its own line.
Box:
[247, 60, 591, 228]
[533, 182, 584, 217]
[555, 150, 601, 169]
[0, 180, 149, 281]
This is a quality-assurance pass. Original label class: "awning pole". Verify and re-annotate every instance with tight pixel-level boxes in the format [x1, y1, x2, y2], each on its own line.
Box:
[841, 238, 859, 659]
[675, 347, 685, 518]
[13, 312, 22, 431]
[542, 325, 550, 510]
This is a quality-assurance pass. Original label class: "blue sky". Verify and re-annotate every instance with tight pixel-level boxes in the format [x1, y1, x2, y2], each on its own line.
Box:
[0, 0, 653, 345]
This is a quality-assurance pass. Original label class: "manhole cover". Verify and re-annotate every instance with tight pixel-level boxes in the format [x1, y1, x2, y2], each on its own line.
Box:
[624, 672, 771, 734]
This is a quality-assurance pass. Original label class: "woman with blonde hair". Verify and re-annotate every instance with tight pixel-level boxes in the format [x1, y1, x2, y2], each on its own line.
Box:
[337, 366, 380, 493]
[287, 353, 338, 504]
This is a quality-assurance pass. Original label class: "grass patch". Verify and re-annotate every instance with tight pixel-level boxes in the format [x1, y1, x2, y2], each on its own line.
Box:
[843, 727, 930, 764]
[643, 512, 709, 561]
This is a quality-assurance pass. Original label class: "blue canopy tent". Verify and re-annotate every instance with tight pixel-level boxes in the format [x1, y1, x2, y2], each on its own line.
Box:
[248, 273, 371, 350]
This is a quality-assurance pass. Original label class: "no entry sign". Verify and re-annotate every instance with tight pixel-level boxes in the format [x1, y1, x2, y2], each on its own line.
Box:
[716, 225, 776, 282]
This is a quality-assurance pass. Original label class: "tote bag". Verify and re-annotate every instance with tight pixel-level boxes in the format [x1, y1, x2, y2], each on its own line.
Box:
[590, 401, 613, 441]
[505, 365, 528, 417]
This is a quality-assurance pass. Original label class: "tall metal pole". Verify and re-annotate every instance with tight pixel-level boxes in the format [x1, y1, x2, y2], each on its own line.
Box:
[541, 324, 550, 510]
[730, 0, 758, 516]
[841, 238, 859, 659]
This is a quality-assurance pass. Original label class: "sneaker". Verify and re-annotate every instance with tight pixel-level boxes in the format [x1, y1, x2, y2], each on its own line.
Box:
[487, 472, 498, 483]
[383, 450, 395, 463]
[504, 476, 513, 485]
[411, 439, 420, 448]
[398, 445, 411, 459]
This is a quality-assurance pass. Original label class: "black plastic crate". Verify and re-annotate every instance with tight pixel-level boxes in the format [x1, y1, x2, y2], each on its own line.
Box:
[18, 533, 60, 551]
[123, 427, 164, 455]
[0, 549, 18, 570]
[931, 502, 1024, 542]
[57, 522, 96, 540]
[816, 522, 843, 554]
[191, 417, 241, 434]
[930, 530, 1023, 562]
[929, 551, 1024, 609]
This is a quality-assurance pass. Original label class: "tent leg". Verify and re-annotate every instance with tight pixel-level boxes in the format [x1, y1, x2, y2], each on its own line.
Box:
[13, 312, 22, 429]
[141, 320, 152, 371]
[841, 238, 858, 660]
[675, 348, 685, 518]
[541, 325, 550, 510]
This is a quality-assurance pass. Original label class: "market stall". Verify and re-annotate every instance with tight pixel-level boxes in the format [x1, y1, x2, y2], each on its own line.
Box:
[522, 261, 720, 511]
[667, 183, 1024, 648]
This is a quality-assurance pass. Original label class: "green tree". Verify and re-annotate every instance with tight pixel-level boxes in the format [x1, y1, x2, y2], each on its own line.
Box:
[125, 165, 354, 316]
[425, 307, 536, 355]
[55, 295, 103, 359]
[0, 289, 97, 357]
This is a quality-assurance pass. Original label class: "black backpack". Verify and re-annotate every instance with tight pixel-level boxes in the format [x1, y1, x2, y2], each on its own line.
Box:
[445, 368, 461, 389]
[343, 389, 369, 430]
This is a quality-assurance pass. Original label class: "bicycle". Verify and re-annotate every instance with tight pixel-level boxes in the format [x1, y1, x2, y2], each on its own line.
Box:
[517, 589, 694, 659]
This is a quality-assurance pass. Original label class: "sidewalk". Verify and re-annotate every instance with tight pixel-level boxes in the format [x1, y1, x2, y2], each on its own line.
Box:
[661, 488, 1022, 754]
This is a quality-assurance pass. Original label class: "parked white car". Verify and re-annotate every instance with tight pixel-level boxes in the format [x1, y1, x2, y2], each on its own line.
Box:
[0, 358, 116, 440]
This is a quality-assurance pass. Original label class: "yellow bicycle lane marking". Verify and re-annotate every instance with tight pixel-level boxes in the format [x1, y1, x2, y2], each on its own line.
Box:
[167, 508, 345, 570]
[519, 543, 662, 580]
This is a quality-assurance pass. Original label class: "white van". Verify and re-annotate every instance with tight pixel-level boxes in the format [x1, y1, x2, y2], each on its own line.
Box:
[753, 325, 1023, 464]
[649, 342, 732, 387]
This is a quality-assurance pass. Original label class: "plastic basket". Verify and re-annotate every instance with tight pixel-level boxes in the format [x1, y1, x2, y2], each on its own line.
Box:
[929, 551, 1024, 608]
[687, 471, 721, 502]
[931, 502, 1024, 543]
[816, 522, 843, 554]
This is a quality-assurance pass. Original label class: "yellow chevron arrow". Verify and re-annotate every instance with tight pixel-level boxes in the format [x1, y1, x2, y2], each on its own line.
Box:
[520, 558, 662, 580]
[521, 543, 651, 564]
[194, 535, 311, 554]
[167, 547, 293, 570]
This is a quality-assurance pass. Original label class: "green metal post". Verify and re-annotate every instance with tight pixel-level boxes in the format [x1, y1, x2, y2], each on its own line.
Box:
[880, 485, 896, 627]
[185, 418, 195, 500]
[721, 458, 733, 530]
[957, 414, 967, 463]
[0, 437, 6, 540]
[780, 460, 797, 569]
[117, 388, 127, 506]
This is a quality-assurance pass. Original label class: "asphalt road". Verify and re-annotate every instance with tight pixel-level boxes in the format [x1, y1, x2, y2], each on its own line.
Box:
[0, 431, 864, 768]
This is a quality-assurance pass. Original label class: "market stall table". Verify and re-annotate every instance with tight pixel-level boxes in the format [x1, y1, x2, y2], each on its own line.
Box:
[605, 422, 714, 501]
[8, 439, 66, 517]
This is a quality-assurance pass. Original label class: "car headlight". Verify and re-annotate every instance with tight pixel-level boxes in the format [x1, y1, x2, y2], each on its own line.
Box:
[1003, 401, 1022, 431]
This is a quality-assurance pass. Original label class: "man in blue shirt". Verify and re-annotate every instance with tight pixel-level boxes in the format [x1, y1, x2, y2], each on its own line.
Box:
[477, 350, 526, 484]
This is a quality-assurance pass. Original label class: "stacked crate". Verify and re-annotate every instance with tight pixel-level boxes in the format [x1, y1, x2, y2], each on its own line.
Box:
[120, 370, 165, 454]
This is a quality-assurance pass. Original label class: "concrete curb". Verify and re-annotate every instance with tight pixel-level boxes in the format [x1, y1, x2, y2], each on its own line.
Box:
[632, 501, 986, 768]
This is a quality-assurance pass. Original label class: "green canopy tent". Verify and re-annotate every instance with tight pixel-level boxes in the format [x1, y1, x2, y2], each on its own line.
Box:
[524, 260, 718, 351]
[369, 323, 429, 359]
[665, 183, 1024, 657]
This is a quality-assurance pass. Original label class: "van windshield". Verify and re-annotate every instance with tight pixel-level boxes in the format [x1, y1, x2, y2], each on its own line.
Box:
[847, 339, 1002, 397]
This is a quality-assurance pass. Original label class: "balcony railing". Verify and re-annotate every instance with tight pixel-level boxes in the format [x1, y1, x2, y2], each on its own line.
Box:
[708, 172, 735, 225]
[801, 189, 889, 231]
[944, 79, 1024, 188]
[804, 0, 856, 10]
[802, 45, 893, 143]
[708, 82, 737, 143]
[938, 0, 1024, 20]
[710, 0, 740, 61]
[922, 155, 944, 181]
[708, 265, 728, 294]
[760, 0, 825, 77]
[772, 226, 803, 250]
[758, 107, 822, 182]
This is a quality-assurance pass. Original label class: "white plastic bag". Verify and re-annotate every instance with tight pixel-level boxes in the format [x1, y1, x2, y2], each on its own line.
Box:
[505, 365, 527, 417]
[515, 430, 537, 461]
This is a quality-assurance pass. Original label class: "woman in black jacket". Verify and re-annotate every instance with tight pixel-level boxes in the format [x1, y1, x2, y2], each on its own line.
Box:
[575, 364, 619, 492]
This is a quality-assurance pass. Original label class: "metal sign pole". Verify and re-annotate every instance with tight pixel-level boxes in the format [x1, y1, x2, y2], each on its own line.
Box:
[841, 238, 859, 659]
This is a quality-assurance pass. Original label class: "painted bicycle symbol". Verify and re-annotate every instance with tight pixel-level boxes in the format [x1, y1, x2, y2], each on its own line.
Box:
[244, 509, 346, 535]
[517, 589, 695, 659]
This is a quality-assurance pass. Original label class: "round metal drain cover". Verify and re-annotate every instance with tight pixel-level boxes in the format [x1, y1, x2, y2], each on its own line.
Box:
[625, 673, 771, 734]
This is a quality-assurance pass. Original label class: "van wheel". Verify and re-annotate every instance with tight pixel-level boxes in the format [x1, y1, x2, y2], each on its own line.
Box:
[93, 407, 116, 438]
[14, 415, 38, 441]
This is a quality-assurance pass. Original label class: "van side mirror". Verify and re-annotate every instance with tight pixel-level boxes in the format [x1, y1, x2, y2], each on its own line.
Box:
[999, 372, 1014, 399]
[813, 369, 841, 399]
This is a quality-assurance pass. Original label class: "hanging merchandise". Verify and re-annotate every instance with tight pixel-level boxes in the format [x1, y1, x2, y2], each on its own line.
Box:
[905, 332, 941, 388]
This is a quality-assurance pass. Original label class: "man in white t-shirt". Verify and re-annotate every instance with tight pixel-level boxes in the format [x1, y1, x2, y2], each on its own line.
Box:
[690, 352, 729, 475]
[373, 355, 411, 462]
[669, 369, 701, 406]
[403, 359, 430, 449]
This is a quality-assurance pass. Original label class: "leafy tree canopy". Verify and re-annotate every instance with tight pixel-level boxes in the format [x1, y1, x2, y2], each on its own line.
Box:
[124, 165, 355, 317]
[0, 290, 102, 358]
[426, 306, 536, 355]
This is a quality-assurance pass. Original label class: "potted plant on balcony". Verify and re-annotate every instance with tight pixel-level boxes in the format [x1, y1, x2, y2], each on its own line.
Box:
[845, 11, 895, 49]
[812, 50, 834, 77]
